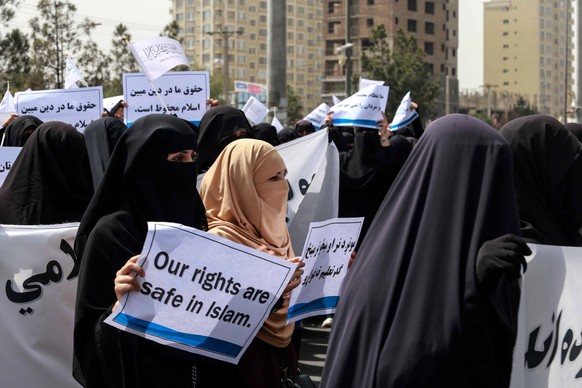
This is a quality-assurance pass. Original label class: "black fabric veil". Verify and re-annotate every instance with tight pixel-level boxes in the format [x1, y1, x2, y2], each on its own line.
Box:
[252, 122, 279, 146]
[196, 106, 252, 172]
[321, 114, 522, 388]
[500, 115, 582, 246]
[565, 122, 582, 143]
[2, 114, 44, 146]
[0, 121, 92, 224]
[83, 117, 127, 189]
[73, 114, 208, 387]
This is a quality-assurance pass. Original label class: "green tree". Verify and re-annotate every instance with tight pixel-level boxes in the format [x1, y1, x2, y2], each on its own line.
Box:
[286, 85, 303, 124]
[29, 0, 101, 89]
[0, 28, 41, 90]
[362, 26, 440, 120]
[0, 0, 20, 27]
[160, 20, 183, 43]
[508, 96, 538, 119]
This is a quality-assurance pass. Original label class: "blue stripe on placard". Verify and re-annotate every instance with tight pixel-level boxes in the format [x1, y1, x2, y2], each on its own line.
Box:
[389, 112, 419, 130]
[114, 313, 242, 357]
[288, 296, 340, 318]
[332, 118, 378, 129]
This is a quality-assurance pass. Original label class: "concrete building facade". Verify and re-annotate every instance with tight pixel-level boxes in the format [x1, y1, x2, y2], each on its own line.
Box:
[484, 0, 574, 119]
[171, 0, 324, 115]
[321, 0, 459, 117]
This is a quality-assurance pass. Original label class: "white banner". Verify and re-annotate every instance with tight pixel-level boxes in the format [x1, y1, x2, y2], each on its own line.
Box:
[241, 96, 269, 125]
[14, 87, 104, 132]
[123, 72, 210, 126]
[303, 103, 330, 129]
[0, 146, 20, 187]
[105, 222, 295, 364]
[511, 244, 582, 387]
[330, 85, 389, 129]
[129, 37, 190, 83]
[0, 223, 80, 388]
[287, 217, 363, 323]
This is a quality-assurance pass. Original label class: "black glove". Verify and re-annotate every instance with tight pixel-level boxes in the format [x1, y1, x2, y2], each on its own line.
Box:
[476, 234, 531, 285]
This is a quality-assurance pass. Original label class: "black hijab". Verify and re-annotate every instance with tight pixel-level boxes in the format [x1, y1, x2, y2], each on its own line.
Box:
[565, 122, 582, 143]
[73, 114, 208, 387]
[321, 114, 522, 388]
[0, 121, 92, 224]
[251, 122, 279, 146]
[196, 106, 252, 172]
[500, 115, 582, 246]
[277, 127, 298, 144]
[83, 117, 127, 190]
[2, 114, 43, 146]
[338, 128, 412, 249]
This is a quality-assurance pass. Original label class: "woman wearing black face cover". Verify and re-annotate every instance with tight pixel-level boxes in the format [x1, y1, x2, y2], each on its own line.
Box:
[73, 114, 213, 388]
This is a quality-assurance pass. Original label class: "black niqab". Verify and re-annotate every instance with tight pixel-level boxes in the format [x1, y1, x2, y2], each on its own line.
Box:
[0, 121, 92, 224]
[2, 114, 44, 146]
[252, 122, 279, 146]
[321, 114, 522, 388]
[500, 115, 582, 246]
[83, 117, 127, 190]
[196, 106, 252, 172]
[73, 114, 208, 387]
[565, 122, 582, 143]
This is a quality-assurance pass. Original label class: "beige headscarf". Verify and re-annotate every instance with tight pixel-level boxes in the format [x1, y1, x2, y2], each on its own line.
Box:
[200, 138, 295, 347]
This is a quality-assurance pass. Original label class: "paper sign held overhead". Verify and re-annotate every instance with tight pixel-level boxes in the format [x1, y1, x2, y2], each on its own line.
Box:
[303, 103, 330, 129]
[241, 96, 269, 125]
[329, 84, 389, 129]
[389, 91, 419, 131]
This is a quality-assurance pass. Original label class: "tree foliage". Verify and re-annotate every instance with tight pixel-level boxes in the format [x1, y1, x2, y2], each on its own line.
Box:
[29, 0, 101, 89]
[286, 85, 304, 125]
[0, 0, 20, 27]
[362, 26, 440, 120]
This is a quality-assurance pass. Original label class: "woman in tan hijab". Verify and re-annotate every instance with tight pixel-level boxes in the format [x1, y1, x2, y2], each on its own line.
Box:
[200, 138, 305, 387]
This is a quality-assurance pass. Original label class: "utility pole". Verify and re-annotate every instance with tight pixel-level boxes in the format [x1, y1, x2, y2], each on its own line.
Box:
[267, 0, 286, 122]
[564, 0, 570, 122]
[345, 0, 352, 97]
[207, 26, 243, 105]
[577, 0, 582, 122]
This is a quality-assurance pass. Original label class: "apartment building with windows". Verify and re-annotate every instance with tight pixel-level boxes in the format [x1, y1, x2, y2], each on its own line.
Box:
[171, 0, 324, 114]
[484, 0, 573, 118]
[322, 0, 459, 117]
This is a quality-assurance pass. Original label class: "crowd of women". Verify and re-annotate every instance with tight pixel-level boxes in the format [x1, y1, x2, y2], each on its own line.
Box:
[0, 101, 581, 387]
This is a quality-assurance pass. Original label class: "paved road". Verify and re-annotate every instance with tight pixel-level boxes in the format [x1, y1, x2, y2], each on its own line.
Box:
[297, 316, 331, 386]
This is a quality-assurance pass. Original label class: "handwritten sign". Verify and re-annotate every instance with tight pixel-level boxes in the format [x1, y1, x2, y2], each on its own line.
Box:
[330, 84, 389, 129]
[241, 96, 269, 125]
[287, 217, 363, 323]
[511, 244, 582, 388]
[123, 72, 210, 126]
[14, 87, 103, 132]
[0, 146, 20, 187]
[303, 103, 330, 129]
[105, 222, 296, 364]
[0, 223, 80, 388]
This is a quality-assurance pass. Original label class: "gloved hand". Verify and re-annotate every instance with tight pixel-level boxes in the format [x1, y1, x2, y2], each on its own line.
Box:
[476, 234, 531, 285]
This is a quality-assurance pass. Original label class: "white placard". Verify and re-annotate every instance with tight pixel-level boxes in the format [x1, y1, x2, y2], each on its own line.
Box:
[358, 77, 385, 91]
[14, 87, 103, 132]
[329, 85, 389, 129]
[0, 146, 20, 187]
[389, 91, 419, 131]
[105, 222, 296, 364]
[123, 72, 210, 126]
[287, 218, 363, 323]
[271, 116, 284, 132]
[303, 103, 330, 129]
[241, 96, 269, 125]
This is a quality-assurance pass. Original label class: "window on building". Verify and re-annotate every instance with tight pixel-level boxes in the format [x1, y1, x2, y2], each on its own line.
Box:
[368, 0, 374, 4]
[407, 19, 417, 32]
[408, 0, 417, 11]
[176, 13, 184, 21]
[424, 42, 434, 55]
[425, 1, 434, 14]
[395, 17, 399, 24]
[367, 18, 374, 27]
[451, 67, 456, 76]
[427, 63, 433, 75]
[425, 22, 434, 34]
[259, 57, 267, 65]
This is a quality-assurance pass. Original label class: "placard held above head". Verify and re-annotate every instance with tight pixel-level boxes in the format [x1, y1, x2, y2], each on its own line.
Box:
[303, 103, 330, 130]
[330, 84, 389, 129]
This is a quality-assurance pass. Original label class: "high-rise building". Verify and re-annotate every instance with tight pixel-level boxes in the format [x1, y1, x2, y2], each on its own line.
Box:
[484, 0, 574, 119]
[171, 0, 324, 117]
[321, 0, 459, 117]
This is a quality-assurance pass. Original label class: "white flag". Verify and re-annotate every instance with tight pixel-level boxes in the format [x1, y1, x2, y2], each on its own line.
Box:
[129, 37, 190, 83]
[0, 85, 15, 113]
[271, 116, 284, 132]
[389, 91, 419, 131]
[332, 95, 341, 106]
[65, 56, 85, 89]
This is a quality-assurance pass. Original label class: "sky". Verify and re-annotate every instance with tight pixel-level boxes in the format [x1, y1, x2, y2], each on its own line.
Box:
[7, 0, 484, 91]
